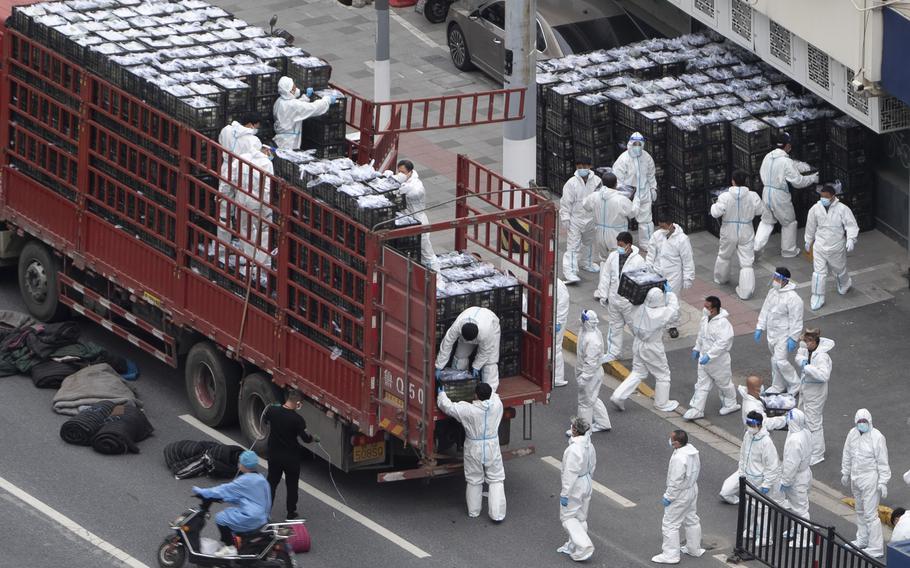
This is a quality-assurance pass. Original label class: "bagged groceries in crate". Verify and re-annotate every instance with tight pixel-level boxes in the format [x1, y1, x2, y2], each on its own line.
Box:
[618, 267, 667, 305]
[761, 392, 797, 417]
[435, 369, 479, 402]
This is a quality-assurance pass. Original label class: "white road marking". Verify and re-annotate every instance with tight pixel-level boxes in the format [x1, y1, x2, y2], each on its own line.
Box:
[757, 260, 895, 289]
[0, 475, 150, 568]
[540, 456, 636, 508]
[179, 415, 431, 559]
[389, 11, 445, 51]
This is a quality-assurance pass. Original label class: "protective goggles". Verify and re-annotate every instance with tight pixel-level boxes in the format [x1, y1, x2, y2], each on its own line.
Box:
[745, 417, 762, 427]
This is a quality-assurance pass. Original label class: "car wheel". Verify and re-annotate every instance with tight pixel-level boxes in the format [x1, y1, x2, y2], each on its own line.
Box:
[447, 23, 475, 71]
[424, 0, 449, 24]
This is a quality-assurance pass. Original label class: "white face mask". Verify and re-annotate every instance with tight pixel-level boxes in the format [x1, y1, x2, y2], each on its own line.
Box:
[629, 146, 643, 158]
[393, 172, 407, 183]
[771, 280, 782, 290]
[703, 308, 711, 317]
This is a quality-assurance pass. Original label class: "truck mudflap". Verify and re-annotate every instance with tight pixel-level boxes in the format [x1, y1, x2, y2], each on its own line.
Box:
[375, 445, 536, 483]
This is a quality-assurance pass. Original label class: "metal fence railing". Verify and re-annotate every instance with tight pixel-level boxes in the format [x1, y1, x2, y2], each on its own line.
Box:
[732, 478, 885, 568]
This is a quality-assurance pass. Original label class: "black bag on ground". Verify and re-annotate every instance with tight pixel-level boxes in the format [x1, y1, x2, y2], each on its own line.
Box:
[163, 440, 244, 479]
[59, 401, 118, 445]
[32, 360, 83, 389]
[91, 405, 154, 454]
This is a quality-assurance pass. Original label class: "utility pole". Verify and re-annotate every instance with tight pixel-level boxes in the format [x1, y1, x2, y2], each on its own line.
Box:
[374, 0, 391, 129]
[502, 0, 537, 194]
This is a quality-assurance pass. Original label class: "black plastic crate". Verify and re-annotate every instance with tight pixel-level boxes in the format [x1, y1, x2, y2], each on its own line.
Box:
[826, 164, 874, 194]
[855, 211, 876, 233]
[497, 284, 523, 311]
[703, 142, 729, 165]
[572, 122, 613, 147]
[173, 96, 223, 131]
[794, 141, 823, 166]
[635, 110, 669, 141]
[667, 122, 701, 149]
[573, 143, 612, 168]
[353, 203, 401, 229]
[500, 330, 522, 354]
[667, 164, 706, 190]
[212, 78, 252, 110]
[618, 268, 666, 305]
[288, 58, 332, 90]
[546, 152, 575, 180]
[615, 99, 655, 129]
[732, 147, 764, 173]
[706, 188, 725, 238]
[436, 373, 480, 402]
[796, 118, 826, 143]
[545, 108, 572, 136]
[252, 94, 275, 118]
[665, 186, 705, 212]
[544, 129, 574, 158]
[669, 205, 706, 234]
[301, 117, 346, 145]
[546, 172, 565, 196]
[545, 84, 581, 115]
[700, 120, 729, 145]
[732, 119, 772, 152]
[825, 142, 868, 169]
[669, 144, 705, 170]
[827, 116, 871, 150]
[571, 95, 611, 126]
[704, 163, 729, 187]
[499, 352, 520, 378]
[649, 142, 667, 164]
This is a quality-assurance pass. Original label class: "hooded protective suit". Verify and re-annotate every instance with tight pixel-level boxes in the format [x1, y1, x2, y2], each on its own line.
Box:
[273, 76, 332, 150]
[687, 308, 738, 417]
[612, 132, 658, 246]
[437, 390, 506, 521]
[646, 224, 695, 327]
[235, 141, 275, 266]
[757, 281, 804, 394]
[710, 185, 763, 299]
[739, 425, 781, 494]
[841, 409, 891, 557]
[796, 338, 834, 465]
[560, 172, 603, 280]
[559, 431, 597, 562]
[595, 245, 647, 361]
[554, 279, 570, 387]
[655, 443, 703, 563]
[582, 187, 634, 262]
[435, 307, 501, 392]
[805, 197, 859, 310]
[610, 288, 679, 411]
[396, 169, 440, 271]
[780, 409, 813, 527]
[218, 121, 261, 157]
[574, 310, 612, 432]
[192, 472, 271, 532]
[753, 148, 819, 257]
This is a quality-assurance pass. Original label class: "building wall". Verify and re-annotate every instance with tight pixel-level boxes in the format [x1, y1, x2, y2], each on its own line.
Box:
[874, 132, 910, 249]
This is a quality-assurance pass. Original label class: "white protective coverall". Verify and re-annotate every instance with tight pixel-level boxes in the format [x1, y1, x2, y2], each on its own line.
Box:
[218, 121, 261, 157]
[560, 172, 603, 280]
[574, 310, 612, 432]
[892, 514, 910, 543]
[710, 185, 763, 300]
[654, 443, 704, 563]
[235, 142, 274, 266]
[757, 281, 804, 394]
[780, 409, 813, 532]
[841, 409, 891, 557]
[396, 170, 440, 271]
[804, 197, 859, 310]
[795, 338, 834, 465]
[753, 148, 819, 257]
[595, 245, 647, 361]
[582, 186, 634, 262]
[437, 390, 506, 521]
[647, 224, 695, 296]
[612, 133, 658, 246]
[435, 307, 501, 392]
[559, 431, 597, 562]
[554, 279, 570, 387]
[687, 308, 738, 418]
[610, 288, 679, 411]
[216, 122, 261, 246]
[739, 426, 781, 542]
[273, 76, 332, 150]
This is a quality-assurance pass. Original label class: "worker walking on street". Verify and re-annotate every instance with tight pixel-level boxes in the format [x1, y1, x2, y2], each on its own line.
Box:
[804, 183, 859, 310]
[612, 132, 658, 247]
[735, 412, 782, 544]
[595, 231, 647, 362]
[554, 278, 570, 387]
[753, 132, 820, 258]
[610, 285, 680, 413]
[394, 159, 440, 271]
[652, 429, 704, 564]
[795, 329, 833, 465]
[683, 296, 740, 421]
[841, 408, 891, 558]
[561, 157, 603, 282]
[435, 306, 502, 392]
[780, 408, 813, 548]
[558, 416, 597, 562]
[437, 383, 506, 521]
[264, 389, 318, 520]
[755, 267, 804, 394]
[710, 170, 763, 300]
[646, 214, 695, 339]
[570, 310, 612, 434]
[273, 77, 336, 150]
[582, 171, 635, 263]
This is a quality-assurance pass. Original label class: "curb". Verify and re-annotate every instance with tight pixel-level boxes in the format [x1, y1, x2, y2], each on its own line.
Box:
[563, 330, 655, 398]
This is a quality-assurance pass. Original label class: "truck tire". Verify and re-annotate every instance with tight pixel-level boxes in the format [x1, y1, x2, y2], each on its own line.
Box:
[17, 241, 68, 322]
[185, 342, 241, 427]
[239, 372, 283, 454]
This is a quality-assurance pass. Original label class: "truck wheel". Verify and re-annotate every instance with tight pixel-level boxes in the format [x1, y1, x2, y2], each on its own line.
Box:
[185, 342, 241, 427]
[18, 241, 68, 322]
[239, 372, 283, 454]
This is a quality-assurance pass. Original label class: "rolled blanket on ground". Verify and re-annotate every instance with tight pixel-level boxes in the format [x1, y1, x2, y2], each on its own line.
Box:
[163, 440, 244, 479]
[31, 360, 83, 389]
[59, 401, 118, 445]
[91, 405, 154, 454]
[206, 444, 245, 478]
[52, 363, 140, 415]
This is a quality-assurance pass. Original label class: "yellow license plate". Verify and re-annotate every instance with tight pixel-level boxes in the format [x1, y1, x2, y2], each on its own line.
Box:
[353, 441, 385, 463]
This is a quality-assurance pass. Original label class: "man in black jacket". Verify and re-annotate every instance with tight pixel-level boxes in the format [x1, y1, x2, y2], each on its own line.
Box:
[265, 389, 318, 520]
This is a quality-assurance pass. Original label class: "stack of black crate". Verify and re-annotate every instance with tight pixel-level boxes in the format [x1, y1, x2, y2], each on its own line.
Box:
[824, 115, 876, 232]
[289, 57, 347, 159]
[542, 83, 580, 196]
[731, 118, 772, 196]
[775, 117, 827, 227]
[665, 118, 728, 234]
[571, 93, 613, 171]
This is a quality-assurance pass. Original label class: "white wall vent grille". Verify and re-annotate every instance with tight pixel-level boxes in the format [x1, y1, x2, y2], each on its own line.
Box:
[769, 20, 792, 66]
[694, 0, 716, 19]
[879, 96, 910, 132]
[730, 0, 752, 43]
[807, 43, 830, 91]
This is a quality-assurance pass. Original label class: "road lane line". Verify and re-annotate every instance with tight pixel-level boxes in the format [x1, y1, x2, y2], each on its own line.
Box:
[0, 475, 150, 568]
[389, 10, 446, 51]
[540, 456, 636, 508]
[179, 414, 431, 559]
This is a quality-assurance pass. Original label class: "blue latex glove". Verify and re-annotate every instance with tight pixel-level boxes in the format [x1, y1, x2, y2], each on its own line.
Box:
[753, 329, 763, 343]
[555, 323, 561, 332]
[435, 368, 443, 380]
[760, 487, 770, 495]
[787, 338, 798, 352]
[661, 497, 672, 507]
[560, 496, 569, 507]
[691, 350, 699, 361]
[699, 354, 711, 365]
[471, 368, 481, 379]
[305, 87, 314, 98]
[329, 93, 339, 105]
[780, 485, 791, 492]
[663, 281, 672, 293]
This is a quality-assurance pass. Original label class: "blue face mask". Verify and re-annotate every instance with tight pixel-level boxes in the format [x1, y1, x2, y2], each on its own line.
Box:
[857, 422, 870, 434]
[576, 168, 590, 178]
[629, 145, 643, 158]
[820, 197, 831, 207]
[616, 246, 626, 255]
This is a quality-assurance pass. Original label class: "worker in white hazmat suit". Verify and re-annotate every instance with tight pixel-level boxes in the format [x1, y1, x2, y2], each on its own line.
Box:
[273, 77, 335, 150]
[558, 416, 597, 562]
[652, 429, 704, 564]
[710, 169, 764, 300]
[891, 509, 910, 543]
[394, 159, 440, 271]
[738, 411, 782, 544]
[560, 156, 602, 282]
[235, 141, 275, 267]
[218, 112, 262, 157]
[753, 132, 819, 258]
[216, 113, 262, 246]
[612, 132, 658, 247]
[841, 408, 891, 558]
[435, 307, 501, 392]
[795, 329, 833, 465]
[780, 408, 813, 548]
[804, 183, 859, 311]
[582, 171, 635, 263]
[569, 310, 612, 435]
[646, 215, 694, 338]
[595, 231, 646, 362]
[437, 383, 506, 521]
[683, 296, 740, 421]
[754, 267, 803, 394]
[610, 285, 680, 412]
[554, 278, 570, 387]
